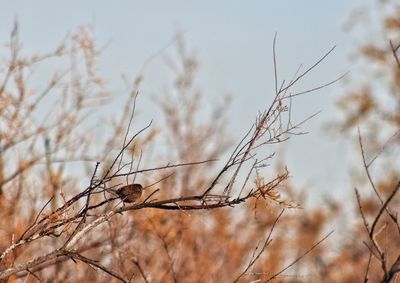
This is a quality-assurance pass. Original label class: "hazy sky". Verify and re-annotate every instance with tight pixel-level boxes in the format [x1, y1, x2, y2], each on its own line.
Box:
[1, 1, 375, 203]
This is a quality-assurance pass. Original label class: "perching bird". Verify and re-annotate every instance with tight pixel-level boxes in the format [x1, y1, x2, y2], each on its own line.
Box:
[116, 184, 143, 203]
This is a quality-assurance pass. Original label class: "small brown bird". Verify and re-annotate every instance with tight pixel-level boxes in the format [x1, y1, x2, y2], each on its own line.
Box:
[116, 184, 143, 203]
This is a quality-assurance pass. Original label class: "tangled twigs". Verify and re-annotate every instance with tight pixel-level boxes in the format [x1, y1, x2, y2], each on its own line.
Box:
[0, 33, 341, 281]
[356, 130, 400, 283]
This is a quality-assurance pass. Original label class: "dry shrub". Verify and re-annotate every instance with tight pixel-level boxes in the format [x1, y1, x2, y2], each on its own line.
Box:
[1, 3, 400, 281]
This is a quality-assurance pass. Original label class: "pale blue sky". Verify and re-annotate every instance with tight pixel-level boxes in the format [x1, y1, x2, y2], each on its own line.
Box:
[1, 1, 375, 201]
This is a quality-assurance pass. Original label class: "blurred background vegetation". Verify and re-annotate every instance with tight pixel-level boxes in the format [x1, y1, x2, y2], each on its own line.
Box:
[0, 0, 399, 282]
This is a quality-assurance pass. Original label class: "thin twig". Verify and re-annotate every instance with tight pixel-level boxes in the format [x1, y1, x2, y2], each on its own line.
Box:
[233, 209, 285, 282]
[358, 129, 383, 204]
[67, 252, 127, 283]
[131, 259, 149, 283]
[266, 231, 334, 282]
[370, 180, 400, 238]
